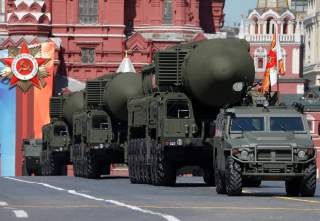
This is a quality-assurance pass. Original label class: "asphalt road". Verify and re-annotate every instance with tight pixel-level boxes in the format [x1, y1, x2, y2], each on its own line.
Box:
[0, 176, 320, 221]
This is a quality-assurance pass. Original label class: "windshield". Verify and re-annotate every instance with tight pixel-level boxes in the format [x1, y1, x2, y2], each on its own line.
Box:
[54, 126, 68, 136]
[92, 116, 109, 130]
[270, 117, 305, 132]
[167, 100, 190, 119]
[230, 117, 264, 132]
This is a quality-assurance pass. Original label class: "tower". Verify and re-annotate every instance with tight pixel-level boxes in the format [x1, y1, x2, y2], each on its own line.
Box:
[239, 0, 304, 95]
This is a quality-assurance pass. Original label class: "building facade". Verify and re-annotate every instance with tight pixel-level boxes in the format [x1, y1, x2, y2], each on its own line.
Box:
[304, 0, 320, 86]
[239, 0, 305, 95]
[0, 0, 225, 176]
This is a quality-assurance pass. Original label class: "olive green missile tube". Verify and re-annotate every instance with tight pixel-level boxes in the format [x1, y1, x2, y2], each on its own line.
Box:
[103, 72, 143, 121]
[62, 91, 85, 126]
[181, 39, 255, 107]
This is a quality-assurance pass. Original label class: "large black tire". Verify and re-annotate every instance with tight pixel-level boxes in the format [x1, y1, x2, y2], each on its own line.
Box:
[150, 140, 157, 185]
[215, 168, 226, 194]
[243, 177, 262, 187]
[203, 168, 215, 186]
[87, 153, 100, 179]
[225, 156, 242, 196]
[128, 140, 138, 183]
[154, 145, 176, 186]
[285, 178, 300, 196]
[22, 161, 30, 176]
[300, 163, 317, 197]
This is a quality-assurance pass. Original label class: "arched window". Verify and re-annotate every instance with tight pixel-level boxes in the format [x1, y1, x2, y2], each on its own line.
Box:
[281, 48, 287, 72]
[283, 18, 288, 34]
[253, 17, 259, 34]
[163, 0, 173, 24]
[254, 47, 267, 72]
[266, 17, 276, 34]
[79, 0, 98, 24]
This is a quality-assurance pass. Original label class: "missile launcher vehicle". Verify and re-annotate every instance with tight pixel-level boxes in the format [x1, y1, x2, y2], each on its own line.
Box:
[71, 72, 143, 178]
[22, 139, 42, 176]
[40, 91, 84, 175]
[126, 38, 255, 185]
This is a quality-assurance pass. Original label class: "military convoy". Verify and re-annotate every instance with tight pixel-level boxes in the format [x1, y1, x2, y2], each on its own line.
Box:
[22, 139, 42, 176]
[37, 38, 316, 196]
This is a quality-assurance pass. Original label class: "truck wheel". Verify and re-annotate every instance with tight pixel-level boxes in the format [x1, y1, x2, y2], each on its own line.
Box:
[215, 169, 226, 194]
[87, 153, 99, 179]
[285, 178, 300, 196]
[203, 168, 215, 186]
[300, 163, 317, 197]
[150, 140, 156, 185]
[155, 145, 176, 186]
[225, 156, 242, 196]
[128, 141, 137, 183]
[22, 162, 30, 176]
[243, 177, 262, 187]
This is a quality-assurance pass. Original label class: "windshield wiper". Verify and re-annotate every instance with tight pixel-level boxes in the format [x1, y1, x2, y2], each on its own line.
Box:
[279, 125, 287, 131]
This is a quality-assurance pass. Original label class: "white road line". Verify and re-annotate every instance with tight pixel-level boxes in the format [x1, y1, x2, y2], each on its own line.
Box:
[0, 201, 8, 207]
[13, 210, 29, 218]
[3, 177, 180, 221]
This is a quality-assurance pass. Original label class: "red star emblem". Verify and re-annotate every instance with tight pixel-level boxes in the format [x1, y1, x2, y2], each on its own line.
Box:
[0, 43, 50, 90]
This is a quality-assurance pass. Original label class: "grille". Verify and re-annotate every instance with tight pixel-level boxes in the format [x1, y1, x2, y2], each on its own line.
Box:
[155, 50, 188, 89]
[257, 148, 292, 162]
[86, 80, 107, 109]
[50, 97, 64, 119]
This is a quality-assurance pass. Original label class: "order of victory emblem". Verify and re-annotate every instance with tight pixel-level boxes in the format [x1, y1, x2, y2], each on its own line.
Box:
[0, 43, 50, 92]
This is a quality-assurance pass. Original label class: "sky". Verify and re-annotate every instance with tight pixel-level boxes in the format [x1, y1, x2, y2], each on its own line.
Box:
[224, 0, 257, 27]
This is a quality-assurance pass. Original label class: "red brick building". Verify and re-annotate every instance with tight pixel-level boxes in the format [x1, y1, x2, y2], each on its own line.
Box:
[0, 0, 225, 175]
[1, 0, 225, 89]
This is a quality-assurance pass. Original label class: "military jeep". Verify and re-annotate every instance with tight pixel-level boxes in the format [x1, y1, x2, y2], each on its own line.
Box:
[214, 106, 317, 196]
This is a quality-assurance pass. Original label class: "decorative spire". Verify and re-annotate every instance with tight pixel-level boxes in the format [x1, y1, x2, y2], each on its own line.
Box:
[116, 51, 136, 73]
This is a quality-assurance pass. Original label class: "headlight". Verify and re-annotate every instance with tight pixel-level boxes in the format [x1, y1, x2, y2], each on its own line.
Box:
[240, 150, 249, 160]
[297, 150, 307, 160]
[176, 139, 183, 146]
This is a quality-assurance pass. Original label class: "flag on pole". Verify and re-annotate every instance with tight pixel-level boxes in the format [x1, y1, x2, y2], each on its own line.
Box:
[260, 34, 285, 94]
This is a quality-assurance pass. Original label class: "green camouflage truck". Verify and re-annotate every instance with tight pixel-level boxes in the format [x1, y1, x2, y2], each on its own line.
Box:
[22, 139, 42, 176]
[214, 105, 317, 196]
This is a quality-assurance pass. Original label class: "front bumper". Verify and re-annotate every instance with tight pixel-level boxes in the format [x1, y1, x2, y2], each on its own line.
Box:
[231, 147, 316, 177]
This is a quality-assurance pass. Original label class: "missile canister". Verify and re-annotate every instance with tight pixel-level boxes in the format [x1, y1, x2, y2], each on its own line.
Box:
[182, 39, 255, 107]
[63, 91, 85, 126]
[103, 72, 143, 121]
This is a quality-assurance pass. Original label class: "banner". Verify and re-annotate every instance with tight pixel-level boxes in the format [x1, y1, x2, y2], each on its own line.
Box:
[0, 49, 16, 176]
[33, 42, 55, 138]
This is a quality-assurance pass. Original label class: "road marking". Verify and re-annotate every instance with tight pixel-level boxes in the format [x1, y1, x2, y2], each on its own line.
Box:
[274, 196, 320, 204]
[140, 205, 320, 212]
[13, 210, 28, 218]
[3, 177, 180, 221]
[0, 201, 8, 206]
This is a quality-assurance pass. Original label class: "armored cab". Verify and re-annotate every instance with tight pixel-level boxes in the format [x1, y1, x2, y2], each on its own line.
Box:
[41, 91, 84, 176]
[71, 72, 143, 178]
[214, 106, 316, 196]
[127, 39, 255, 186]
[22, 139, 42, 176]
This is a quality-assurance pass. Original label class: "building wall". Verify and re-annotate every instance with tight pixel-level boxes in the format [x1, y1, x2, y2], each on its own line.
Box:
[304, 0, 320, 86]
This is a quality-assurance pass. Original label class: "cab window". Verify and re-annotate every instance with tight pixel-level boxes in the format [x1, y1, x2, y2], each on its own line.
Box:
[167, 100, 190, 119]
[270, 117, 304, 132]
[54, 126, 68, 136]
[230, 117, 264, 132]
[92, 116, 109, 129]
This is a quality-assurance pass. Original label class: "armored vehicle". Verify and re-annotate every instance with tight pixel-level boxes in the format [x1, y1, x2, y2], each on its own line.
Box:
[70, 72, 142, 178]
[127, 38, 255, 185]
[41, 91, 84, 175]
[214, 105, 316, 196]
[22, 139, 42, 176]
